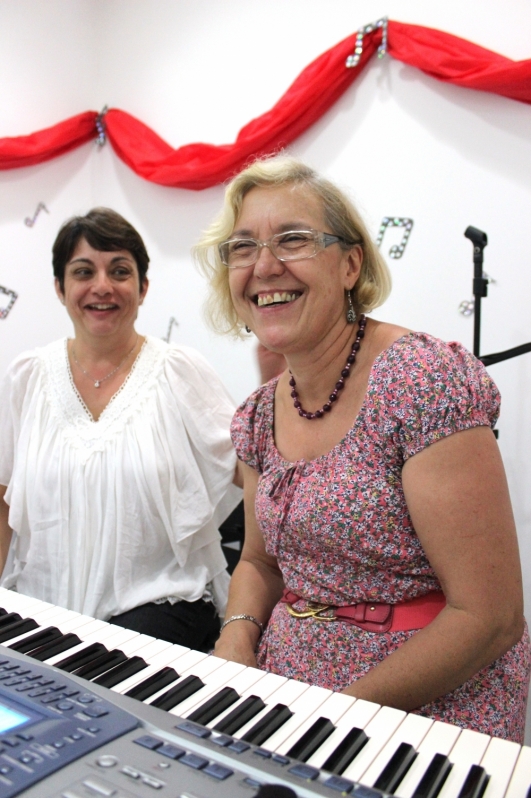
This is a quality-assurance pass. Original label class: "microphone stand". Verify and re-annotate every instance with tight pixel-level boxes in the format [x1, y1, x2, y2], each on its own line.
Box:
[464, 226, 531, 366]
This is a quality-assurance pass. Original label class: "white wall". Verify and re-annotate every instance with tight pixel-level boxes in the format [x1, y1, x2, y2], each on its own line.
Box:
[1, 0, 531, 734]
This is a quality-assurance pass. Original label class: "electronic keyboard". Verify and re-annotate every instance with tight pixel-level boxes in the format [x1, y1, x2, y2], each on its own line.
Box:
[0, 587, 529, 798]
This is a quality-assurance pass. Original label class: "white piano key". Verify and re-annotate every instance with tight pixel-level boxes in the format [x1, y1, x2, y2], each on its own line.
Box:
[341, 705, 407, 782]
[261, 684, 333, 752]
[396, 720, 463, 798]
[276, 691, 356, 756]
[110, 645, 195, 694]
[207, 671, 288, 729]
[361, 711, 433, 787]
[118, 636, 174, 659]
[142, 649, 219, 705]
[181, 664, 267, 725]
[307, 697, 382, 769]
[43, 622, 133, 666]
[437, 728, 492, 798]
[481, 736, 521, 798]
[505, 745, 531, 798]
[168, 660, 248, 717]
[234, 678, 311, 740]
[0, 588, 55, 615]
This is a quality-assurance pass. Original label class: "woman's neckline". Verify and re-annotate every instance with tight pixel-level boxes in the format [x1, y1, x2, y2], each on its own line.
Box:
[270, 330, 418, 467]
[63, 336, 149, 423]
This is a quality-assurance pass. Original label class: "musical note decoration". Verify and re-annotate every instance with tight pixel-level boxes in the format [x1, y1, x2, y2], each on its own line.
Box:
[0, 286, 18, 320]
[458, 300, 475, 317]
[164, 316, 179, 343]
[376, 217, 414, 259]
[24, 202, 49, 228]
[95, 106, 108, 147]
[346, 17, 388, 68]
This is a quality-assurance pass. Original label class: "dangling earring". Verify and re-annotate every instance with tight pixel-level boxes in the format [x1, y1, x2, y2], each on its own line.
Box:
[346, 290, 356, 324]
[245, 325, 252, 334]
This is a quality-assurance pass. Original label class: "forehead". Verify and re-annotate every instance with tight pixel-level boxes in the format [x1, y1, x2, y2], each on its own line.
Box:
[234, 184, 326, 234]
[67, 237, 135, 264]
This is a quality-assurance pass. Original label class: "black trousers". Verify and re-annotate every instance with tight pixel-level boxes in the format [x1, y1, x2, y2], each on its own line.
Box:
[108, 597, 220, 653]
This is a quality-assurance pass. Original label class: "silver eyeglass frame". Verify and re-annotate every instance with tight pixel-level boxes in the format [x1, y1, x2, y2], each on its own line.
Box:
[218, 229, 349, 269]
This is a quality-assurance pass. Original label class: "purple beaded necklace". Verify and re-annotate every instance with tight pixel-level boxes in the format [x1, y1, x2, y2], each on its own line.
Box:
[288, 314, 367, 420]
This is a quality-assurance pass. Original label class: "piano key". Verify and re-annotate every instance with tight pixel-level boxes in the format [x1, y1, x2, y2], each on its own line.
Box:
[0, 612, 23, 628]
[234, 678, 310, 741]
[8, 626, 66, 654]
[480, 736, 521, 798]
[504, 746, 531, 798]
[112, 648, 194, 696]
[286, 716, 337, 762]
[72, 649, 129, 680]
[373, 741, 418, 793]
[437, 729, 492, 798]
[356, 710, 432, 787]
[168, 660, 248, 717]
[396, 720, 462, 798]
[30, 633, 84, 662]
[278, 691, 355, 759]
[258, 684, 334, 753]
[44, 622, 140, 667]
[92, 656, 148, 689]
[321, 725, 369, 775]
[458, 765, 490, 798]
[125, 667, 180, 700]
[55, 642, 109, 672]
[341, 705, 407, 782]
[411, 753, 453, 798]
[185, 666, 269, 730]
[151, 674, 205, 711]
[213, 695, 267, 735]
[306, 698, 381, 769]
[141, 649, 216, 705]
[206, 671, 287, 730]
[0, 617, 39, 643]
[242, 703, 294, 745]
[187, 686, 241, 725]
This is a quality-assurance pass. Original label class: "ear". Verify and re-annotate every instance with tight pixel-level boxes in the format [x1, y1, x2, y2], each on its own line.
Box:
[343, 244, 363, 291]
[54, 278, 65, 304]
[139, 277, 149, 304]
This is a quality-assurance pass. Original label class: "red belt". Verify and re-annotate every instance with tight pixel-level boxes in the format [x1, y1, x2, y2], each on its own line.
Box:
[281, 589, 446, 633]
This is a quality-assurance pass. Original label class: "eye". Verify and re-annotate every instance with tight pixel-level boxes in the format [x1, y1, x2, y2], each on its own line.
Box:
[229, 239, 256, 253]
[276, 231, 313, 249]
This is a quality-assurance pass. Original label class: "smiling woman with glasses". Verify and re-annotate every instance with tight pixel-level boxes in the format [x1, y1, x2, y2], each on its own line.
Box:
[195, 154, 529, 742]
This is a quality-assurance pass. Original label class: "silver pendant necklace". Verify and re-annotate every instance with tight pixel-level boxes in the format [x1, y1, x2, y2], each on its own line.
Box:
[71, 335, 139, 388]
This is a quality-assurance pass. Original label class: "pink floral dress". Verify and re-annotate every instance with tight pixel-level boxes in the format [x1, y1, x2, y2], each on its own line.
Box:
[231, 333, 531, 742]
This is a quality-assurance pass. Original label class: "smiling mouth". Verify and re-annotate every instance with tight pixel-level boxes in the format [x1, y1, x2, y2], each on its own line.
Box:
[85, 303, 118, 311]
[255, 291, 301, 307]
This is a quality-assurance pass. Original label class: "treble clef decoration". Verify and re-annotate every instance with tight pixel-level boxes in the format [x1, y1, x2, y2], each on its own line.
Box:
[376, 217, 414, 259]
[0, 286, 18, 320]
[24, 202, 49, 228]
[164, 316, 179, 343]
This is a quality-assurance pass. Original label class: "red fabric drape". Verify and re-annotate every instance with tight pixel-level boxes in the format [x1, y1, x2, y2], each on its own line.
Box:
[0, 21, 529, 189]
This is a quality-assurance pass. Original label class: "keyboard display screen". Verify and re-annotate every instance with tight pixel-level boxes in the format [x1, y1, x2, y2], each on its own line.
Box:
[0, 703, 30, 734]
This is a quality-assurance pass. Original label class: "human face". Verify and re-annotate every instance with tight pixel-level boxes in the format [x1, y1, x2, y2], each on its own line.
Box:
[228, 184, 361, 354]
[55, 238, 148, 342]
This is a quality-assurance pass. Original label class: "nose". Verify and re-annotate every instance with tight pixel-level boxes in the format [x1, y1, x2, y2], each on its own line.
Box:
[93, 270, 113, 294]
[253, 243, 286, 278]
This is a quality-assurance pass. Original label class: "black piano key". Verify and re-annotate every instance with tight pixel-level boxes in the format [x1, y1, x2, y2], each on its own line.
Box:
[55, 642, 108, 672]
[373, 742, 417, 793]
[0, 613, 22, 628]
[525, 785, 531, 798]
[73, 649, 128, 680]
[412, 753, 453, 798]
[0, 608, 7, 616]
[241, 703, 294, 745]
[187, 686, 240, 726]
[92, 656, 148, 688]
[8, 626, 64, 653]
[151, 675, 205, 711]
[0, 618, 39, 643]
[287, 717, 336, 762]
[457, 765, 490, 798]
[29, 633, 83, 662]
[124, 667, 180, 701]
[322, 727, 369, 775]
[214, 695, 267, 735]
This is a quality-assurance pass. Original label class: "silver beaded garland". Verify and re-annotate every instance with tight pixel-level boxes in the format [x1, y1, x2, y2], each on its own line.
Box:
[346, 17, 388, 68]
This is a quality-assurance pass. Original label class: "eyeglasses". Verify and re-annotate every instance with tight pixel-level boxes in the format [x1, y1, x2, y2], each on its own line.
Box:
[218, 229, 350, 269]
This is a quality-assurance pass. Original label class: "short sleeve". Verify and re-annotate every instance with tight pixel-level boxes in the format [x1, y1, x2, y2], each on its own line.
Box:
[231, 380, 276, 474]
[372, 334, 500, 461]
[0, 352, 39, 487]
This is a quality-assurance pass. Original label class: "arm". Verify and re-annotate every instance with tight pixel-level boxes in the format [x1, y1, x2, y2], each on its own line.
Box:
[214, 461, 285, 666]
[341, 425, 524, 711]
[0, 486, 13, 577]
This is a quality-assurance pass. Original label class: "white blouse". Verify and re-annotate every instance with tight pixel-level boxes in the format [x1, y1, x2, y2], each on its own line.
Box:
[0, 336, 241, 620]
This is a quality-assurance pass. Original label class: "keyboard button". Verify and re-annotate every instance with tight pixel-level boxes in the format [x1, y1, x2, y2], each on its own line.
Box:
[203, 763, 233, 780]
[288, 763, 320, 780]
[158, 743, 185, 760]
[180, 753, 208, 770]
[134, 735, 163, 750]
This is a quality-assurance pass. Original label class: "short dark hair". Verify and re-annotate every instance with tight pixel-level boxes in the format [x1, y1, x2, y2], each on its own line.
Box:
[52, 207, 150, 292]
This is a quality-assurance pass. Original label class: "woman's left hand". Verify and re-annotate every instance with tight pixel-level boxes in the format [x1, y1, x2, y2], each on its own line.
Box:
[341, 425, 524, 711]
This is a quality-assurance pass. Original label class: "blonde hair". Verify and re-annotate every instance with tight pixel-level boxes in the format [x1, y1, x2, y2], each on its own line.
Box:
[194, 155, 391, 336]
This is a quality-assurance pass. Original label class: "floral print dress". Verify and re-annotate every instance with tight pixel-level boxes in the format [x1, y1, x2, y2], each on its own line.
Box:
[231, 333, 531, 742]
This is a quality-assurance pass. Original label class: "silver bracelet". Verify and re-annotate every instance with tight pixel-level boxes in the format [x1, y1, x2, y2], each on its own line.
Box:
[220, 614, 264, 636]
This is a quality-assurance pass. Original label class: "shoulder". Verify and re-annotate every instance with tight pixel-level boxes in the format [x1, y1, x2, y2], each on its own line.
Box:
[1, 339, 64, 390]
[148, 337, 228, 385]
[231, 379, 276, 472]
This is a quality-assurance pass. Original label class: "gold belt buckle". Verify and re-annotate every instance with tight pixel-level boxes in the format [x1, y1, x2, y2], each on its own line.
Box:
[286, 601, 336, 621]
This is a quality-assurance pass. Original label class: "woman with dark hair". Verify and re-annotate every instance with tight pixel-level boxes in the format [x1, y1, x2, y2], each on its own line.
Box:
[196, 155, 530, 741]
[0, 208, 240, 651]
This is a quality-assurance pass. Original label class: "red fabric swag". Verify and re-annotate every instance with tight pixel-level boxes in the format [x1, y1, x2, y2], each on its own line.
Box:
[0, 22, 529, 189]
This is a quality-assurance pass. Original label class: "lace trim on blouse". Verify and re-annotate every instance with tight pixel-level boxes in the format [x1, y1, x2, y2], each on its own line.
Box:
[41, 337, 165, 458]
